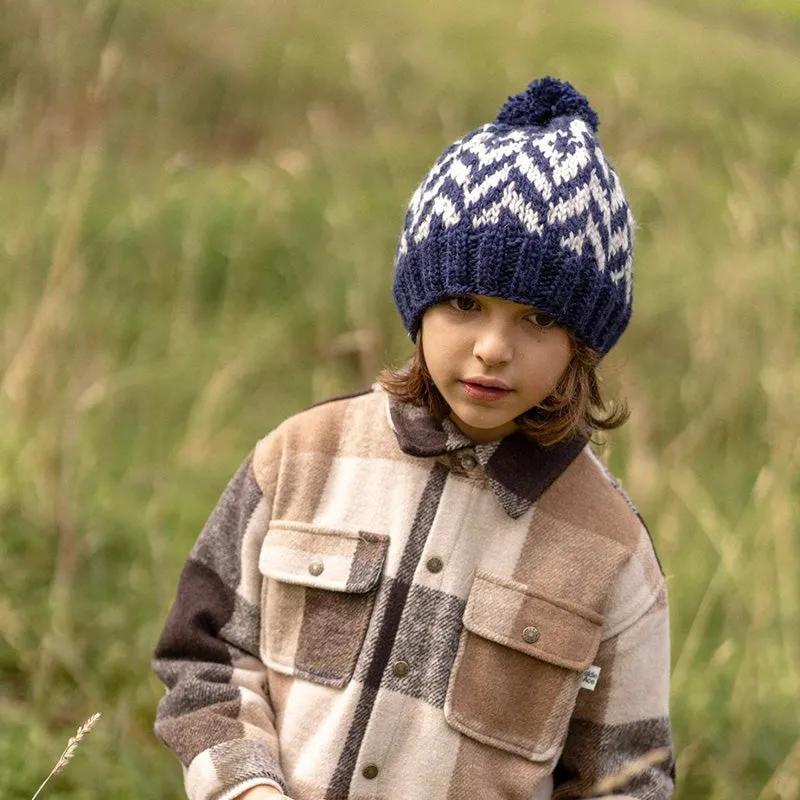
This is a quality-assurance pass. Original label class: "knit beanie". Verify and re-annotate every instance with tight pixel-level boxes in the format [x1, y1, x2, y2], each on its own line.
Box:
[392, 77, 634, 355]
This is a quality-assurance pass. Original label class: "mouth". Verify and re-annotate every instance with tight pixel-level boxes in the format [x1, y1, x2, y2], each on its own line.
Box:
[460, 378, 512, 401]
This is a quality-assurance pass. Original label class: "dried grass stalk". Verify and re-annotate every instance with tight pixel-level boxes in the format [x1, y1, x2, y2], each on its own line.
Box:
[31, 713, 101, 800]
[590, 747, 671, 795]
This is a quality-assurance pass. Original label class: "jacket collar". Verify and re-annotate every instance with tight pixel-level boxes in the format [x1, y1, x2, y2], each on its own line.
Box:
[387, 396, 587, 519]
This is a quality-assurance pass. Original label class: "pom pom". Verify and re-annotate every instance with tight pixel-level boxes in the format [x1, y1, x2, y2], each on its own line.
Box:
[495, 76, 599, 131]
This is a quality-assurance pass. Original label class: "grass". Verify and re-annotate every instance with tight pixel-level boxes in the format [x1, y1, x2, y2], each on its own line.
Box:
[1, 0, 798, 797]
[31, 713, 102, 800]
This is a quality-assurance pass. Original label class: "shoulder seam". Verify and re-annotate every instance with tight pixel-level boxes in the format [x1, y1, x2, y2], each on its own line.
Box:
[602, 573, 666, 641]
[585, 448, 666, 577]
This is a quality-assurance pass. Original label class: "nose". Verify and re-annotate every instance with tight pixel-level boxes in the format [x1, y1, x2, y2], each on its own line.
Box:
[473, 321, 514, 366]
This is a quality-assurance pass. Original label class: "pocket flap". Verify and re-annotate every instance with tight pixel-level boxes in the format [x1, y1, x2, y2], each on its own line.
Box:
[259, 520, 389, 593]
[463, 571, 603, 672]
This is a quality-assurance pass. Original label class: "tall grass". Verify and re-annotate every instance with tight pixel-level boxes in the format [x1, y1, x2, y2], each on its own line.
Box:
[0, 0, 798, 797]
[31, 713, 101, 800]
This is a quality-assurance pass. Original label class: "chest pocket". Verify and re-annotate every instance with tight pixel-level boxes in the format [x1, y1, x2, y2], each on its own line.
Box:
[444, 571, 603, 762]
[259, 520, 389, 688]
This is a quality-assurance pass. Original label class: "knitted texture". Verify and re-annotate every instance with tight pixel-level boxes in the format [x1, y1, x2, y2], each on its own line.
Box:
[392, 77, 634, 354]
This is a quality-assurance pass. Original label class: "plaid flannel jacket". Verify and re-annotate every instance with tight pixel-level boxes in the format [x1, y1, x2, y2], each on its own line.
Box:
[153, 388, 674, 800]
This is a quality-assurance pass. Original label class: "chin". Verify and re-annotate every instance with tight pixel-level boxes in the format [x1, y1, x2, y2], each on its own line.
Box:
[457, 410, 513, 430]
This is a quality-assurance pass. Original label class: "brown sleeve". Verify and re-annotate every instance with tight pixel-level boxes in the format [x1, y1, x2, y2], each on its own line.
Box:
[152, 454, 285, 800]
[553, 552, 675, 799]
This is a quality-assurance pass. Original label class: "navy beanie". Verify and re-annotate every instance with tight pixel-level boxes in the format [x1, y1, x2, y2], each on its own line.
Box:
[392, 77, 634, 355]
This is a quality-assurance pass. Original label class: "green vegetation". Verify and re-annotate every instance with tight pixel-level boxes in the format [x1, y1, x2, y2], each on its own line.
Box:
[1, 0, 798, 796]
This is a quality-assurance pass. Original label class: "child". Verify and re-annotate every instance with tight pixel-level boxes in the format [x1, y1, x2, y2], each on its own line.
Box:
[153, 76, 674, 800]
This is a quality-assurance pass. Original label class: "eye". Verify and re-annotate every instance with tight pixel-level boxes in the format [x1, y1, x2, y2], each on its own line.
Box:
[448, 295, 480, 313]
[526, 310, 556, 329]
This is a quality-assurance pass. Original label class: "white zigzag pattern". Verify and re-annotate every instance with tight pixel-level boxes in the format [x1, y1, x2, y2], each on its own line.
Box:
[399, 119, 633, 303]
[473, 181, 543, 235]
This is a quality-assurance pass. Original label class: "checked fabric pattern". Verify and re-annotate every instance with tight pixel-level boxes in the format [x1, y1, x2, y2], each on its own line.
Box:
[153, 388, 674, 800]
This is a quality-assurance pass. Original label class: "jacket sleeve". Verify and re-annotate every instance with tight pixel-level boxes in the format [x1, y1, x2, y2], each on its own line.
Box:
[552, 531, 675, 800]
[152, 452, 285, 800]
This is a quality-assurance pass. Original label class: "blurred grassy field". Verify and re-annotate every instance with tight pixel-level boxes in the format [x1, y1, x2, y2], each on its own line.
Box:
[1, 0, 799, 797]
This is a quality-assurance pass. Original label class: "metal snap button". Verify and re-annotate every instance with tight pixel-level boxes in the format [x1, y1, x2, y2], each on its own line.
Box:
[362, 763, 379, 779]
[392, 660, 410, 677]
[461, 454, 478, 470]
[522, 625, 540, 644]
[308, 560, 324, 576]
[426, 556, 444, 574]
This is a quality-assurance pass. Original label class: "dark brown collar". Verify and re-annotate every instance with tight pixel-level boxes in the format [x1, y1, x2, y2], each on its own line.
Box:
[387, 396, 587, 519]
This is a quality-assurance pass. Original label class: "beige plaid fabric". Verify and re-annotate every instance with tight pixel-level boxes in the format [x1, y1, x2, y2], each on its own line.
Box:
[153, 388, 674, 800]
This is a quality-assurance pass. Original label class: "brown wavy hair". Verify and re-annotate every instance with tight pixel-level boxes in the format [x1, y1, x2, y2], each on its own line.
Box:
[379, 334, 628, 447]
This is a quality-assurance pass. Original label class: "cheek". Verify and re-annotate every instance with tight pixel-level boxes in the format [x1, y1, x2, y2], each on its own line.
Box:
[419, 329, 440, 384]
[551, 352, 573, 386]
[419, 326, 433, 367]
[420, 319, 454, 368]
[550, 339, 573, 375]
[527, 338, 573, 388]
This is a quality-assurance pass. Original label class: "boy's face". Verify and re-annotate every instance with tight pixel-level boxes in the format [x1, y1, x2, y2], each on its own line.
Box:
[421, 294, 573, 443]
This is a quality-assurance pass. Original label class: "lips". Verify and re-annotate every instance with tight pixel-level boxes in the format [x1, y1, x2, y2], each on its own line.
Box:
[461, 380, 512, 402]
